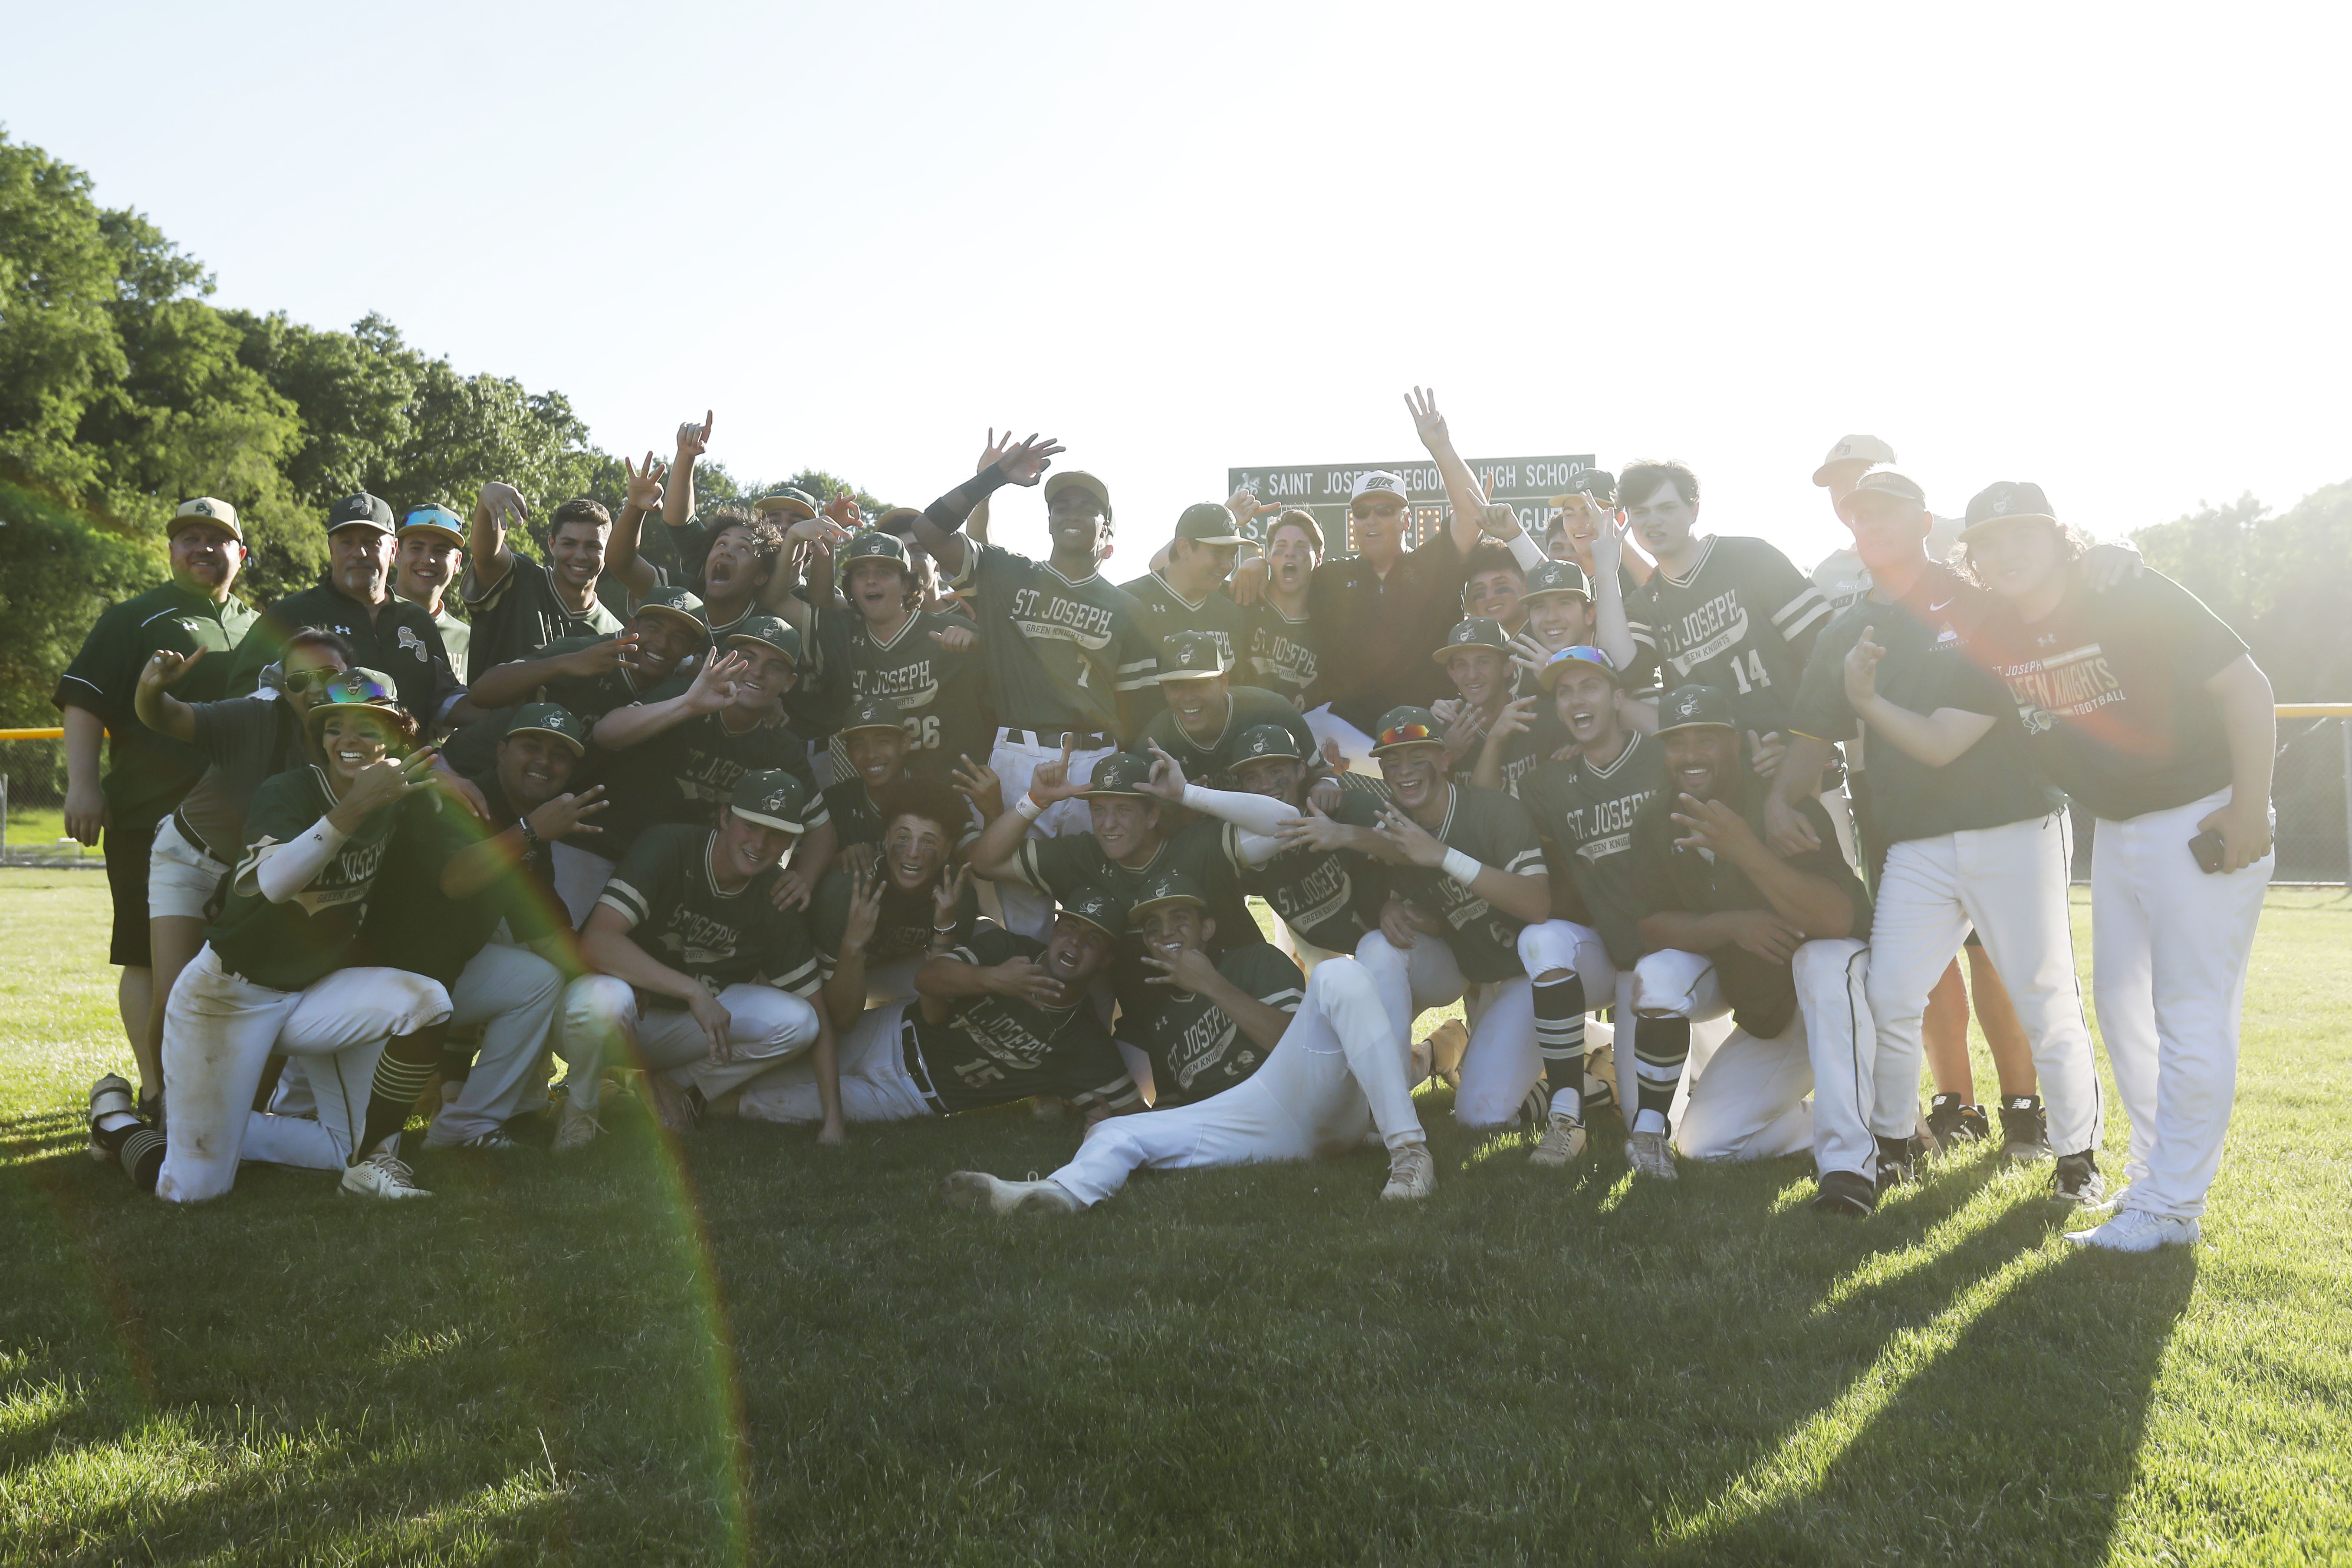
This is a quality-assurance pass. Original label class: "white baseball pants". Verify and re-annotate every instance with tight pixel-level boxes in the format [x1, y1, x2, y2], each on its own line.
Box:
[549, 845, 618, 930]
[2091, 789, 2272, 1219]
[987, 733, 1115, 940]
[1049, 957, 1423, 1206]
[734, 1002, 933, 1124]
[558, 977, 822, 1110]
[155, 945, 452, 1204]
[1631, 941, 1875, 1179]
[1352, 920, 1590, 1128]
[421, 942, 566, 1147]
[1864, 812, 2101, 1155]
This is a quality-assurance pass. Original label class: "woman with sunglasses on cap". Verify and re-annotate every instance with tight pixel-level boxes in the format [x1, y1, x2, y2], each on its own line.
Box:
[88, 671, 453, 1203]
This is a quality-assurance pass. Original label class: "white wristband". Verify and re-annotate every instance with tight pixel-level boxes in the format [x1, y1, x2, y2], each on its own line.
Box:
[1441, 848, 1484, 888]
[1013, 792, 1046, 822]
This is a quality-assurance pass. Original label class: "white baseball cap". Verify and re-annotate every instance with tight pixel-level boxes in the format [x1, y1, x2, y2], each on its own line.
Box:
[1350, 470, 1409, 505]
[1812, 434, 1897, 487]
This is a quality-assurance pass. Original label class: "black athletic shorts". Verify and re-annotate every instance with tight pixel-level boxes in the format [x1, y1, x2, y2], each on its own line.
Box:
[103, 815, 161, 968]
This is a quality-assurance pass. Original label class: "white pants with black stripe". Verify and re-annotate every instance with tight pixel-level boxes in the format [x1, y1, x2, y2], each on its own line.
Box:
[558, 977, 822, 1110]
[420, 942, 567, 1147]
[1863, 812, 2101, 1155]
[986, 732, 1115, 941]
[1630, 941, 1875, 1179]
[155, 944, 452, 1204]
[733, 1002, 933, 1124]
[1049, 958, 1422, 1207]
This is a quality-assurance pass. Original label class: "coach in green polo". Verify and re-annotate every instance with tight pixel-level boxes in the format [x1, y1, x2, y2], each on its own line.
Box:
[54, 495, 260, 1109]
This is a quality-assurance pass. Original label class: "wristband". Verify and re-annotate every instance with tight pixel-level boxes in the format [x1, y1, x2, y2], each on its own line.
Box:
[931, 920, 961, 934]
[517, 818, 543, 854]
[1441, 848, 1484, 888]
[1013, 792, 1046, 822]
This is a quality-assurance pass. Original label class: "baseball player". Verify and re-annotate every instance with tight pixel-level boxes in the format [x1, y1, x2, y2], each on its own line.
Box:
[820, 695, 927, 853]
[1621, 685, 1877, 1212]
[87, 672, 453, 1202]
[1429, 618, 1559, 799]
[1242, 510, 1331, 713]
[1770, 473, 2106, 1206]
[912, 441, 1166, 941]
[942, 871, 1437, 1212]
[462, 486, 625, 679]
[1121, 503, 1251, 671]
[556, 770, 836, 1149]
[729, 888, 1143, 1128]
[813, 781, 984, 1030]
[600, 416, 813, 641]
[390, 503, 474, 676]
[1964, 482, 2276, 1250]
[56, 496, 258, 1116]
[1139, 631, 1324, 789]
[818, 530, 989, 782]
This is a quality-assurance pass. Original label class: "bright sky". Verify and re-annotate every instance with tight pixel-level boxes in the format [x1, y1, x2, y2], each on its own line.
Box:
[7, 1, 2348, 570]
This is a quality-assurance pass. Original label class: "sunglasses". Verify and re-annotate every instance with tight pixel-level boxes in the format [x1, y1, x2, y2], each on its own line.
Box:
[1545, 644, 1617, 673]
[280, 667, 347, 694]
[1377, 722, 1434, 746]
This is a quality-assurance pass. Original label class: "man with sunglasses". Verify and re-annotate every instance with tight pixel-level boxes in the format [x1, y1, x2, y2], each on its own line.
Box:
[391, 502, 474, 676]
[461, 486, 626, 680]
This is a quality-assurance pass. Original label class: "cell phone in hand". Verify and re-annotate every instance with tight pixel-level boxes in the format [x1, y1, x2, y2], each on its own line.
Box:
[2189, 829, 2227, 874]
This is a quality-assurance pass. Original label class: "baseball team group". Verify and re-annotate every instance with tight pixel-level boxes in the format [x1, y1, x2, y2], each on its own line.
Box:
[54, 390, 2275, 1254]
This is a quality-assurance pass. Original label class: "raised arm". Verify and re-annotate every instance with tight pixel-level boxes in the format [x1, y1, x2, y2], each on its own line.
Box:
[1588, 515, 1637, 670]
[132, 648, 205, 745]
[591, 651, 743, 750]
[602, 452, 668, 601]
[469, 480, 526, 594]
[1373, 802, 1552, 925]
[909, 433, 1067, 578]
[663, 413, 709, 533]
[1839, 626, 1994, 768]
[964, 736, 1087, 881]
[469, 635, 641, 711]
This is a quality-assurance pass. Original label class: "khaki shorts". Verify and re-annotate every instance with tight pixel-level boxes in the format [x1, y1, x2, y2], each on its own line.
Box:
[148, 815, 230, 922]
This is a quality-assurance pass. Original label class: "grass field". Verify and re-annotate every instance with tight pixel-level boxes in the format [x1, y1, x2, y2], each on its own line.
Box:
[3, 867, 2348, 1565]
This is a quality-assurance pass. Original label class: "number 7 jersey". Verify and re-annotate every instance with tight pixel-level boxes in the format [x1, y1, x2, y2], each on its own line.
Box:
[1625, 535, 1832, 736]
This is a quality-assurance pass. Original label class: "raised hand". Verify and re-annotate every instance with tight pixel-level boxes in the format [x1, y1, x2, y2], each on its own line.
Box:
[684, 651, 747, 713]
[929, 623, 977, 653]
[948, 753, 1004, 819]
[1374, 804, 1449, 868]
[1438, 703, 1482, 764]
[564, 632, 643, 677]
[1478, 501, 1525, 541]
[1747, 729, 1786, 782]
[1225, 487, 1279, 537]
[528, 784, 609, 842]
[1141, 743, 1190, 804]
[1842, 627, 1886, 710]
[1026, 735, 1088, 805]
[997, 433, 1068, 486]
[1669, 792, 1761, 859]
[977, 428, 1015, 475]
[1489, 696, 1538, 742]
[1509, 630, 1557, 676]
[1276, 798, 1357, 855]
[677, 411, 714, 459]
[987, 956, 1069, 1009]
[786, 516, 855, 550]
[1227, 555, 1270, 608]
[623, 453, 666, 514]
[1405, 386, 1451, 452]
[138, 646, 204, 699]
[839, 860, 884, 955]
[1143, 947, 1223, 993]
[477, 480, 528, 528]
[932, 862, 971, 929]
[347, 749, 436, 816]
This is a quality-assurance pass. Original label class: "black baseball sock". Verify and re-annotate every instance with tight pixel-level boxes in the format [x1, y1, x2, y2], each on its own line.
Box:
[1632, 1015, 1691, 1130]
[356, 1027, 444, 1162]
[114, 1125, 166, 1192]
[1533, 970, 1586, 1120]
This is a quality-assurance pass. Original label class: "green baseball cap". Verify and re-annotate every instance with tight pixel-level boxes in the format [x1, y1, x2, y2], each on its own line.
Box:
[1081, 752, 1156, 798]
[1233, 723, 1305, 762]
[305, 667, 408, 731]
[1431, 616, 1510, 664]
[1156, 630, 1230, 682]
[1656, 684, 1737, 735]
[1128, 870, 1208, 925]
[1172, 502, 1245, 546]
[840, 530, 911, 574]
[503, 702, 588, 756]
[635, 585, 711, 641]
[731, 769, 811, 833]
[1522, 559, 1591, 602]
[753, 488, 820, 521]
[839, 694, 905, 734]
[1371, 706, 1444, 755]
[726, 615, 802, 667]
[1057, 886, 1128, 940]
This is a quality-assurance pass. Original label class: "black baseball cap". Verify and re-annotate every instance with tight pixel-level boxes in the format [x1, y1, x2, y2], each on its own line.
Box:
[1157, 631, 1230, 682]
[1173, 502, 1246, 546]
[326, 492, 396, 535]
[1431, 617, 1510, 664]
[1656, 684, 1737, 735]
[503, 702, 588, 756]
[839, 694, 904, 734]
[1522, 560, 1591, 602]
[1960, 481, 2060, 542]
[1233, 723, 1305, 762]
[1371, 706, 1444, 755]
[1058, 886, 1128, 940]
[1128, 870, 1208, 925]
[635, 585, 710, 640]
[1080, 753, 1156, 799]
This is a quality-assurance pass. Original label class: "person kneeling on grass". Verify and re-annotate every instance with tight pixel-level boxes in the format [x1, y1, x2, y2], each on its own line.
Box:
[725, 888, 1143, 1129]
[555, 770, 837, 1149]
[943, 871, 1436, 1214]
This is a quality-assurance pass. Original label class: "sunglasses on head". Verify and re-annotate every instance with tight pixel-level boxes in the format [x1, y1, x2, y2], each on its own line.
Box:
[1378, 722, 1434, 746]
[1546, 644, 1616, 672]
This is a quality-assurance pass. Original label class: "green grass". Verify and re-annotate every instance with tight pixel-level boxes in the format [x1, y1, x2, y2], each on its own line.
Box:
[0, 805, 80, 858]
[3, 867, 2348, 1565]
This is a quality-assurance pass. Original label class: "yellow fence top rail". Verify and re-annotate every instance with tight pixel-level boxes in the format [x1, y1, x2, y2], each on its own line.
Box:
[0, 728, 66, 741]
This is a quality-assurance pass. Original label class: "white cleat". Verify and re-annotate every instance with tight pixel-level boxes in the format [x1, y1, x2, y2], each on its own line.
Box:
[941, 1170, 1080, 1215]
[2066, 1210, 2200, 1253]
[1626, 1129, 1679, 1181]
[341, 1151, 433, 1200]
[551, 1098, 603, 1153]
[87, 1073, 136, 1164]
[1529, 1111, 1589, 1168]
[1380, 1141, 1437, 1201]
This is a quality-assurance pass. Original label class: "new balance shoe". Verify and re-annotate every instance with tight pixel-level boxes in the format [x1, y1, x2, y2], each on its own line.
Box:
[2000, 1095, 2053, 1164]
[87, 1073, 137, 1164]
[1874, 1134, 1923, 1191]
[551, 1097, 603, 1152]
[341, 1151, 433, 1200]
[1529, 1111, 1588, 1168]
[1810, 1169, 1876, 1217]
[941, 1170, 1080, 1215]
[1626, 1129, 1678, 1181]
[1926, 1093, 1990, 1149]
[2066, 1209, 2198, 1252]
[2051, 1150, 2105, 1206]
[1380, 1141, 1437, 1201]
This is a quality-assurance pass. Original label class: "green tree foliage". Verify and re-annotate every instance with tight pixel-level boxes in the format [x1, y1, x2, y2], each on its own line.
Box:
[2133, 484, 2352, 702]
[0, 476, 162, 730]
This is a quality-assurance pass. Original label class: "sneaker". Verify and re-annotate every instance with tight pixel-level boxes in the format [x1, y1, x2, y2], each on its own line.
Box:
[639, 1070, 701, 1134]
[1926, 1093, 1990, 1148]
[1626, 1129, 1678, 1181]
[451, 1129, 530, 1153]
[341, 1151, 433, 1200]
[2051, 1150, 2105, 1206]
[87, 1073, 137, 1164]
[941, 1170, 1080, 1215]
[551, 1097, 603, 1152]
[2066, 1209, 2199, 1252]
[2000, 1095, 2053, 1164]
[1529, 1111, 1589, 1168]
[1810, 1169, 1876, 1217]
[1874, 1134, 1924, 1191]
[1381, 1141, 1437, 1201]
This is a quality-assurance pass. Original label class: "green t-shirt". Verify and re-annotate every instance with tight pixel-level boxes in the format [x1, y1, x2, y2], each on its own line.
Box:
[227, 581, 458, 735]
[1140, 686, 1323, 789]
[53, 581, 259, 823]
[949, 543, 1159, 735]
[1790, 566, 2064, 846]
[1118, 572, 1250, 675]
[910, 927, 1143, 1115]
[819, 604, 994, 780]
[1520, 733, 1667, 970]
[1377, 782, 1548, 983]
[1245, 601, 1324, 706]
[460, 554, 624, 681]
[206, 766, 413, 992]
[598, 824, 824, 1004]
[1010, 815, 1254, 1016]
[1221, 773, 1394, 953]
[809, 865, 980, 971]
[1118, 941, 1304, 1108]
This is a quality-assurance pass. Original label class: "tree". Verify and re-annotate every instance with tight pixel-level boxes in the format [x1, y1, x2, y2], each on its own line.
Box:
[0, 476, 162, 733]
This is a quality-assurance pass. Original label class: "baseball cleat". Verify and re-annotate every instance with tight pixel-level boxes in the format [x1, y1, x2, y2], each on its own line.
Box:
[551, 1098, 603, 1152]
[341, 1151, 433, 1200]
[1999, 1095, 2053, 1164]
[1926, 1093, 1990, 1149]
[1380, 1141, 1437, 1201]
[2050, 1151, 2105, 1207]
[1873, 1134, 1924, 1191]
[1529, 1111, 1588, 1167]
[941, 1170, 1079, 1215]
[639, 1070, 700, 1134]
[87, 1074, 137, 1163]
[1626, 1129, 1678, 1181]
[2065, 1209, 2199, 1252]
[1810, 1169, 1876, 1217]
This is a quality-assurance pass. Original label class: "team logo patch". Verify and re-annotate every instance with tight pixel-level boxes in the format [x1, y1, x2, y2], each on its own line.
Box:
[397, 625, 428, 662]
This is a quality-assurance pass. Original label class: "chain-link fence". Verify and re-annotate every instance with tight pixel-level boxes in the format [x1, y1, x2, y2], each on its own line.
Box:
[0, 731, 96, 867]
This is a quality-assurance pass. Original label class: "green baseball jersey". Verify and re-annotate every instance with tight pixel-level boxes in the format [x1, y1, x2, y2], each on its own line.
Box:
[53, 581, 259, 824]
[818, 604, 993, 780]
[460, 554, 624, 680]
[1118, 572, 1249, 674]
[949, 542, 1158, 734]
[1140, 686, 1323, 789]
[357, 769, 572, 987]
[911, 927, 1143, 1115]
[1520, 733, 1667, 970]
[1445, 707, 1567, 801]
[1010, 815, 1254, 1017]
[593, 677, 826, 854]
[1378, 782, 1548, 983]
[1245, 600, 1324, 706]
[1625, 536, 1833, 736]
[205, 766, 414, 993]
[809, 866, 981, 971]
[1220, 773, 1394, 953]
[425, 602, 471, 681]
[1119, 941, 1304, 1108]
[597, 824, 824, 1003]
